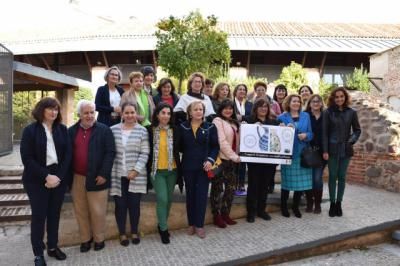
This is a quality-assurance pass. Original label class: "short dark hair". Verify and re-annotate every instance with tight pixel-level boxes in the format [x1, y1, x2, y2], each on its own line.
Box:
[298, 85, 313, 95]
[205, 78, 214, 86]
[253, 81, 267, 91]
[156, 78, 175, 95]
[273, 84, 288, 101]
[152, 102, 174, 127]
[217, 99, 239, 129]
[327, 87, 351, 108]
[251, 98, 273, 120]
[31, 97, 62, 124]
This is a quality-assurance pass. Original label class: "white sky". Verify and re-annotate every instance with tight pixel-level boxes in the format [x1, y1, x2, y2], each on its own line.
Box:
[1, 0, 400, 27]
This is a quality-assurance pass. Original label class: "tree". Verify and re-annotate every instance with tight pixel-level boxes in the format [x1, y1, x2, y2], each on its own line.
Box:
[74, 87, 93, 121]
[345, 65, 370, 92]
[155, 11, 231, 94]
[274, 61, 308, 93]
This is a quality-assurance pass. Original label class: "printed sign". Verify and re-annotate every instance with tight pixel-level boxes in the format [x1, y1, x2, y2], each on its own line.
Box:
[239, 124, 295, 164]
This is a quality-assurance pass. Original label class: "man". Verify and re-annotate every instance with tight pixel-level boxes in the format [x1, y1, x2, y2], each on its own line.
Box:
[204, 78, 214, 97]
[141, 65, 157, 96]
[68, 100, 115, 252]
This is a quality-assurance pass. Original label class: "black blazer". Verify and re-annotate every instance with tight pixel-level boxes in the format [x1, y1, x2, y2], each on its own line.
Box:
[95, 84, 124, 126]
[68, 122, 116, 191]
[20, 122, 71, 185]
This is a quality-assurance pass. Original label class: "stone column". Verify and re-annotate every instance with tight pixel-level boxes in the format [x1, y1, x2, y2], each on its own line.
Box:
[56, 88, 75, 126]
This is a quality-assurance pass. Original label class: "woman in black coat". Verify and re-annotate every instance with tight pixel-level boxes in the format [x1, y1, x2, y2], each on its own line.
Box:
[95, 66, 125, 126]
[20, 97, 71, 266]
[152, 78, 180, 108]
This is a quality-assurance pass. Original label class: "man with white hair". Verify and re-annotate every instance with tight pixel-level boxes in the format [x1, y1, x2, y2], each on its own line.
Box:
[68, 100, 115, 252]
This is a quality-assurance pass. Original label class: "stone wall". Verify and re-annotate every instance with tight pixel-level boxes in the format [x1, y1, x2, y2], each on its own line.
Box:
[347, 91, 400, 192]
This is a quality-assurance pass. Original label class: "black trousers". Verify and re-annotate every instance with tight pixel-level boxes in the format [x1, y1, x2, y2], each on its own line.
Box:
[24, 165, 66, 256]
[246, 163, 275, 216]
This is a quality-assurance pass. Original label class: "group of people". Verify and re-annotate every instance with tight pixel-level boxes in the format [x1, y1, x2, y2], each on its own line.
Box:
[20, 65, 361, 266]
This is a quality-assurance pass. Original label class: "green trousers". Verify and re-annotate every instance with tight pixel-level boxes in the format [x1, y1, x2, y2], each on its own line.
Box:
[151, 169, 177, 231]
[328, 157, 350, 203]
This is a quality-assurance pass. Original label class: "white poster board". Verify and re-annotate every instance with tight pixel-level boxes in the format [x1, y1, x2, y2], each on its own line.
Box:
[239, 124, 295, 164]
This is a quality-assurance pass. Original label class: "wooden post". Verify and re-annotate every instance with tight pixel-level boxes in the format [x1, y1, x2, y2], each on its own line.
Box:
[302, 52, 308, 66]
[102, 51, 109, 68]
[247, 50, 251, 76]
[84, 52, 92, 73]
[152, 50, 158, 68]
[319, 52, 327, 78]
[56, 88, 75, 126]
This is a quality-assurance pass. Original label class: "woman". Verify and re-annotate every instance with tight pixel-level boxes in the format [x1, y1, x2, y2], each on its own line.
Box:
[110, 102, 150, 246]
[148, 103, 182, 244]
[173, 72, 215, 125]
[253, 81, 281, 116]
[278, 94, 313, 218]
[20, 97, 71, 266]
[179, 101, 219, 238]
[243, 98, 280, 223]
[95, 66, 124, 126]
[211, 99, 240, 228]
[305, 94, 326, 214]
[298, 85, 314, 109]
[273, 84, 288, 114]
[322, 87, 361, 217]
[232, 84, 253, 195]
[211, 82, 231, 113]
[120, 71, 155, 127]
[152, 78, 180, 108]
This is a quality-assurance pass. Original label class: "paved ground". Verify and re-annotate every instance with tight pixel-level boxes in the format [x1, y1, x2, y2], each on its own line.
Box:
[1, 183, 400, 266]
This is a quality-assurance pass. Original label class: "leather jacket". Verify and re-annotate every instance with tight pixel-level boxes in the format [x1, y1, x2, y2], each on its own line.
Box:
[322, 106, 361, 158]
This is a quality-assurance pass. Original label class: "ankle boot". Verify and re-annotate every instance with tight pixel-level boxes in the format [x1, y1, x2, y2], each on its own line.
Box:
[280, 190, 290, 217]
[292, 191, 302, 218]
[336, 201, 343, 217]
[305, 190, 313, 213]
[329, 202, 336, 217]
[159, 229, 170, 244]
[313, 189, 322, 214]
[213, 214, 227, 228]
[222, 214, 237, 225]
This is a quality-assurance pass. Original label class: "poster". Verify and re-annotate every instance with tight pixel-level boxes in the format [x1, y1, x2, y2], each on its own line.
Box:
[239, 124, 295, 164]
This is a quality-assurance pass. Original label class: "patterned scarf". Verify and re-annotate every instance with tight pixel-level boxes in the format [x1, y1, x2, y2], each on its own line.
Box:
[151, 125, 174, 177]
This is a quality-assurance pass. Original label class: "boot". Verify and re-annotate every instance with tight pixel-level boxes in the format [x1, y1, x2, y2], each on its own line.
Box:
[213, 214, 227, 228]
[159, 229, 170, 244]
[336, 201, 343, 217]
[280, 190, 290, 218]
[313, 189, 322, 214]
[305, 190, 313, 213]
[329, 202, 336, 217]
[222, 214, 237, 225]
[292, 191, 302, 218]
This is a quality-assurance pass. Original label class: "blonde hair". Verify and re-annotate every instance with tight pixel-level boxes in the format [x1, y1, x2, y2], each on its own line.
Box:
[128, 72, 143, 84]
[104, 66, 122, 82]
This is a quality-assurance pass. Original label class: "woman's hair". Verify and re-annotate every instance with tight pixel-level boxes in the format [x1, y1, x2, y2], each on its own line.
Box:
[327, 87, 351, 108]
[273, 84, 288, 101]
[151, 102, 174, 127]
[128, 71, 144, 84]
[121, 102, 137, 113]
[298, 85, 314, 95]
[212, 82, 231, 100]
[156, 78, 176, 95]
[217, 99, 239, 129]
[282, 94, 302, 112]
[32, 97, 62, 124]
[305, 94, 325, 113]
[251, 98, 273, 120]
[187, 72, 205, 93]
[186, 101, 205, 121]
[104, 66, 122, 82]
[233, 83, 248, 98]
[253, 81, 267, 91]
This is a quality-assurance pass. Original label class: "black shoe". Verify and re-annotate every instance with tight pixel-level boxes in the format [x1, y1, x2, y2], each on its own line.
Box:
[257, 212, 271, 221]
[80, 238, 93, 253]
[292, 207, 302, 218]
[246, 215, 255, 223]
[94, 241, 105, 251]
[158, 225, 170, 237]
[329, 202, 336, 217]
[119, 235, 129, 247]
[159, 229, 170, 244]
[336, 201, 343, 217]
[34, 255, 46, 266]
[131, 234, 140, 245]
[47, 247, 67, 260]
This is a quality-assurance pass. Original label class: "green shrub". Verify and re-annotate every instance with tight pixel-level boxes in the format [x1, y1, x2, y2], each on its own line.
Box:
[274, 61, 308, 93]
[345, 65, 370, 92]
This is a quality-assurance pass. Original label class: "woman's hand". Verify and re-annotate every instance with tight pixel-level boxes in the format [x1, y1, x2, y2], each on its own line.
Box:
[298, 133, 307, 141]
[203, 161, 212, 172]
[287, 123, 294, 128]
[45, 175, 60, 188]
[127, 170, 138, 180]
[323, 152, 329, 161]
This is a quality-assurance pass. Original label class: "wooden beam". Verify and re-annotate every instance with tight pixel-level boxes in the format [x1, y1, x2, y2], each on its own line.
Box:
[319, 52, 327, 78]
[39, 55, 51, 70]
[24, 55, 32, 65]
[83, 52, 92, 72]
[246, 50, 251, 76]
[13, 84, 60, 91]
[14, 71, 66, 88]
[302, 52, 308, 66]
[102, 51, 109, 68]
[152, 50, 158, 68]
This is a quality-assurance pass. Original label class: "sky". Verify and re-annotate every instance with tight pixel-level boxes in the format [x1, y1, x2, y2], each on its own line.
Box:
[1, 0, 400, 26]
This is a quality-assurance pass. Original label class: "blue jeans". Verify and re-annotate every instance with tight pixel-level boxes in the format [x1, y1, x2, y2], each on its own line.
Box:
[312, 165, 325, 190]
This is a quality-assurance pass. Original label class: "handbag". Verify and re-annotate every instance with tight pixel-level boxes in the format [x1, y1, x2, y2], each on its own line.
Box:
[300, 146, 323, 168]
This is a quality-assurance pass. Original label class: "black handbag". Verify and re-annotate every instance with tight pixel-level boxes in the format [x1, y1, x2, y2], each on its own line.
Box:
[300, 146, 323, 168]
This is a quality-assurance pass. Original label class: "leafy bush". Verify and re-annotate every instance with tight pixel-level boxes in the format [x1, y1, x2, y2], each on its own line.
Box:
[274, 61, 308, 93]
[345, 65, 370, 92]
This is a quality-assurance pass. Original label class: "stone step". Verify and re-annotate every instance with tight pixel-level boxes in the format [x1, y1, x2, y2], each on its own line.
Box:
[0, 194, 29, 206]
[0, 166, 24, 177]
[0, 206, 31, 222]
[0, 183, 25, 194]
[0, 176, 23, 184]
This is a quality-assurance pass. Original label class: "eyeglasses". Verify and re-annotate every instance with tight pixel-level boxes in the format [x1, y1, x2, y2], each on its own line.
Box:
[311, 100, 321, 104]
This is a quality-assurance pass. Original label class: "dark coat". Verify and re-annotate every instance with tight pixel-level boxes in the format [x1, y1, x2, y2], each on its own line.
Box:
[147, 126, 183, 192]
[68, 122, 116, 191]
[308, 111, 323, 150]
[152, 93, 180, 108]
[95, 84, 124, 126]
[20, 122, 71, 185]
[178, 121, 219, 172]
[322, 106, 361, 157]
[233, 99, 253, 118]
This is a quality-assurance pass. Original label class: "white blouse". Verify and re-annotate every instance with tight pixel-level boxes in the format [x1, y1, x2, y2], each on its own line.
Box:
[42, 123, 58, 166]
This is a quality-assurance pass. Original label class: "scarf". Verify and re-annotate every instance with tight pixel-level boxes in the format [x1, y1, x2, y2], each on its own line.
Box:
[151, 125, 174, 177]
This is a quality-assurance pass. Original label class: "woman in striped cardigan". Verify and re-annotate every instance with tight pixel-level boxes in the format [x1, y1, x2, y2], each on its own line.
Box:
[110, 102, 150, 246]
